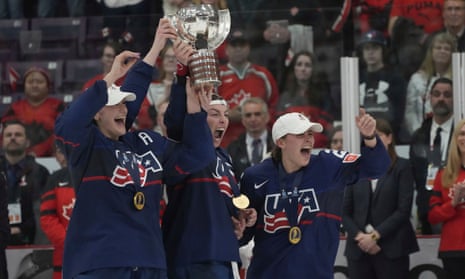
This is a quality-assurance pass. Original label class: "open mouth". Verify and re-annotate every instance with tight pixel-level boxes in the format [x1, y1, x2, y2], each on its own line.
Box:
[214, 128, 225, 139]
[115, 116, 126, 125]
[301, 147, 311, 156]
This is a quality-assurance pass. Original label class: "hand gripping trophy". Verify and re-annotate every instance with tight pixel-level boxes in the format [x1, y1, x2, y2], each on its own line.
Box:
[167, 4, 230, 87]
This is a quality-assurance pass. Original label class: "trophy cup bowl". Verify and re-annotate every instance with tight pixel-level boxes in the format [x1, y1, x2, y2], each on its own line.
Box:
[167, 4, 230, 86]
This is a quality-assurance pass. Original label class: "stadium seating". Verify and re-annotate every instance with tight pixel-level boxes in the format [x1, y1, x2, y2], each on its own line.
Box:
[0, 19, 29, 61]
[62, 58, 102, 94]
[84, 16, 105, 59]
[26, 17, 86, 60]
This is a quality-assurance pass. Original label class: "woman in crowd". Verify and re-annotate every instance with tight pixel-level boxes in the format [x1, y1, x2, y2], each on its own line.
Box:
[428, 119, 465, 278]
[402, 32, 457, 141]
[137, 43, 177, 130]
[328, 125, 343, 151]
[1, 67, 65, 157]
[343, 118, 419, 279]
[277, 50, 334, 148]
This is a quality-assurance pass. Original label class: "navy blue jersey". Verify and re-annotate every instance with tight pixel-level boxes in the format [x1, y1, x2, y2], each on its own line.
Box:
[240, 141, 390, 279]
[162, 148, 241, 268]
[55, 61, 215, 279]
[162, 79, 242, 270]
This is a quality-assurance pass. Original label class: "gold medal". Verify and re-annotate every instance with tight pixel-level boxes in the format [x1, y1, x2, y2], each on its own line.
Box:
[133, 191, 145, 210]
[288, 226, 301, 244]
[232, 194, 250, 209]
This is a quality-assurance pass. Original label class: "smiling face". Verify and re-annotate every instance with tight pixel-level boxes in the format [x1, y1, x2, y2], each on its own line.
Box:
[94, 102, 129, 140]
[206, 103, 229, 148]
[431, 40, 453, 66]
[277, 130, 314, 173]
[443, 0, 465, 31]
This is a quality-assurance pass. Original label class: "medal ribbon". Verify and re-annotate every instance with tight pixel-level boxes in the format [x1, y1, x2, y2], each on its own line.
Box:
[113, 143, 146, 210]
[278, 164, 303, 228]
[215, 150, 242, 216]
[114, 144, 141, 188]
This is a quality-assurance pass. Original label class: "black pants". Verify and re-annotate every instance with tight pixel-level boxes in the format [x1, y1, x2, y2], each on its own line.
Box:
[0, 249, 7, 279]
[348, 253, 410, 279]
[442, 257, 465, 279]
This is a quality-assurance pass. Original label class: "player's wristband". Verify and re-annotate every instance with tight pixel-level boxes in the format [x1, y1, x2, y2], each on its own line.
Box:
[363, 133, 376, 140]
[175, 62, 190, 85]
[176, 62, 189, 77]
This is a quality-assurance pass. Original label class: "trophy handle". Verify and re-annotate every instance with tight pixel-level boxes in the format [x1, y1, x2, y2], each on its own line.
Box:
[208, 9, 231, 49]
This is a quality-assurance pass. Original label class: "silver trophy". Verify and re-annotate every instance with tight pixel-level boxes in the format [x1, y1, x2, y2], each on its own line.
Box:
[167, 4, 230, 86]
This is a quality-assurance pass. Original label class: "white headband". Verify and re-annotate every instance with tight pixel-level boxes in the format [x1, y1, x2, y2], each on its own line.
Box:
[210, 99, 228, 106]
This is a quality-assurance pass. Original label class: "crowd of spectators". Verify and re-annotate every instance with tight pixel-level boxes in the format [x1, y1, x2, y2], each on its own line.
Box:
[1, 0, 462, 143]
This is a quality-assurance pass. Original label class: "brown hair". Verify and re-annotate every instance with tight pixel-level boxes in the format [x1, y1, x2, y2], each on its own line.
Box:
[376, 119, 397, 171]
[157, 43, 174, 81]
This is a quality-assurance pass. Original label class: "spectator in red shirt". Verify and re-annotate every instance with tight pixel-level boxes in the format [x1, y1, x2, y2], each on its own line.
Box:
[1, 67, 65, 157]
[353, 0, 392, 35]
[428, 119, 465, 278]
[218, 30, 279, 148]
[40, 144, 74, 279]
[388, 0, 444, 36]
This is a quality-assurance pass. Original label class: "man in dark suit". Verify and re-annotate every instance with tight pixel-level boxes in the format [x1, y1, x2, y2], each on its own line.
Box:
[0, 171, 8, 279]
[227, 98, 274, 180]
[410, 77, 454, 235]
[1, 120, 50, 246]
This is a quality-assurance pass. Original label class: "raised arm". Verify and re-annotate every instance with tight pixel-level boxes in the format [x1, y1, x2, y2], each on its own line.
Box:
[356, 108, 377, 148]
[355, 108, 390, 179]
[165, 39, 196, 141]
[103, 51, 140, 87]
[122, 18, 178, 128]
[162, 79, 216, 185]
